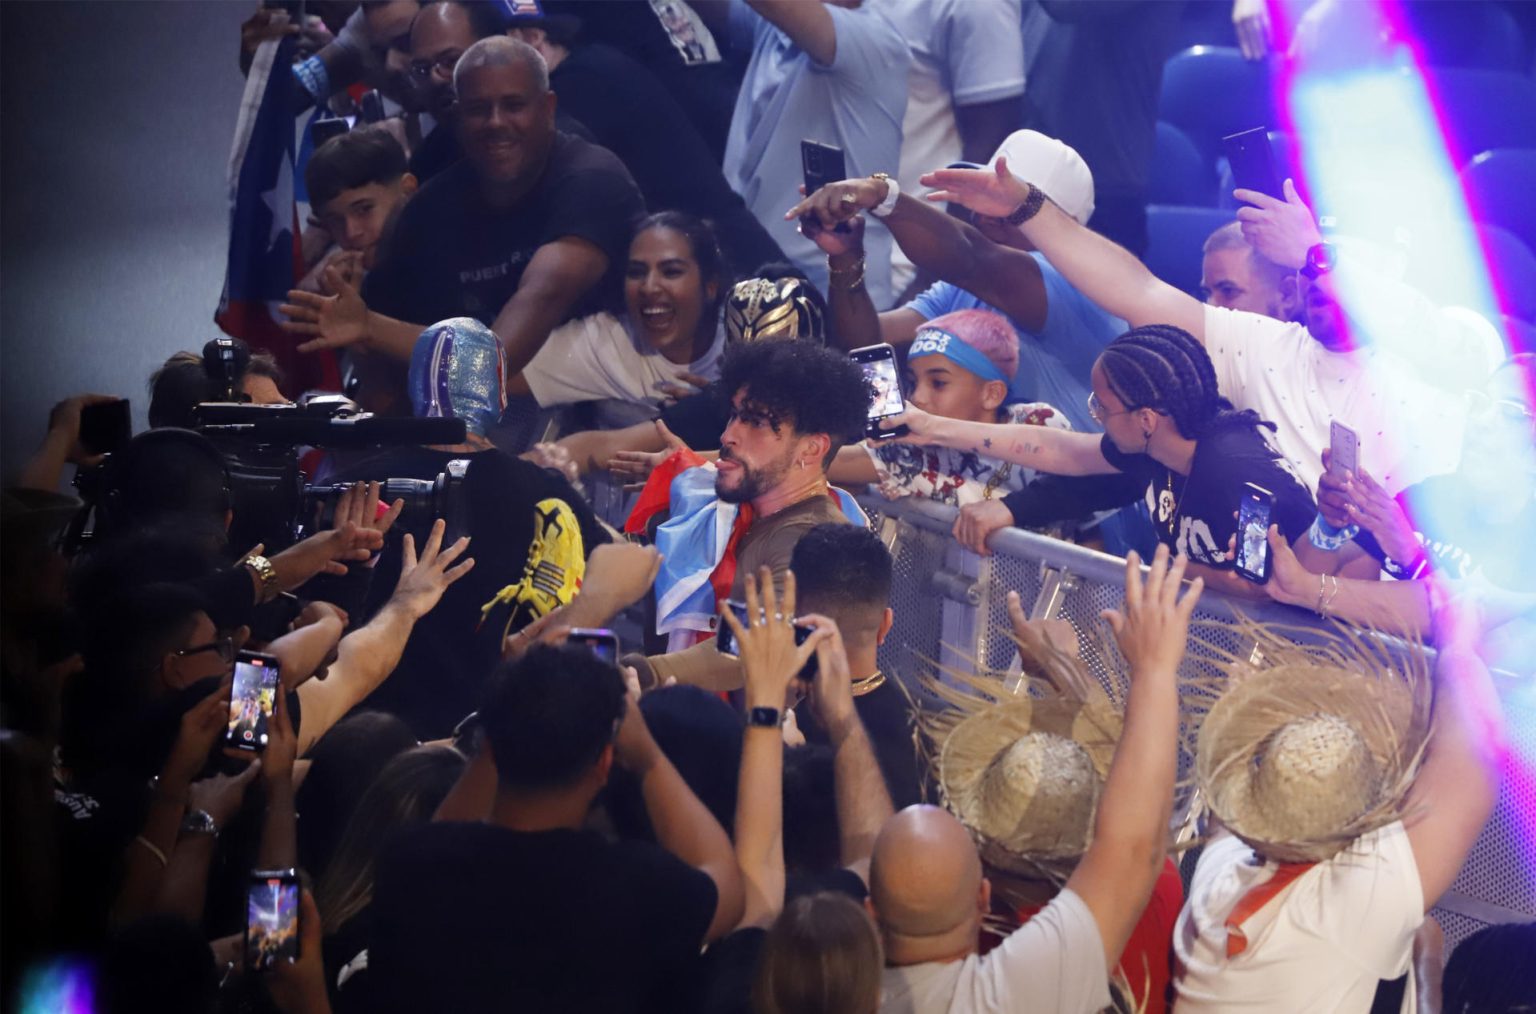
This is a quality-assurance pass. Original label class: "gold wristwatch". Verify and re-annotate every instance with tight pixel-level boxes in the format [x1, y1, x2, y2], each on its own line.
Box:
[243, 553, 279, 602]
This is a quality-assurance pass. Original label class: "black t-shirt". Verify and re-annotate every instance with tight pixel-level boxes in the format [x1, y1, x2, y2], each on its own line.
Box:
[794, 679, 922, 809]
[661, 382, 731, 451]
[333, 446, 609, 739]
[1353, 474, 1536, 591]
[1098, 424, 1315, 567]
[369, 822, 717, 1014]
[550, 43, 784, 275]
[364, 132, 643, 330]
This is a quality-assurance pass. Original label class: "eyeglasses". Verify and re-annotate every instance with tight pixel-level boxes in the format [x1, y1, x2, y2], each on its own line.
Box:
[1086, 391, 1133, 424]
[1465, 389, 1535, 426]
[174, 636, 235, 664]
[410, 51, 461, 81]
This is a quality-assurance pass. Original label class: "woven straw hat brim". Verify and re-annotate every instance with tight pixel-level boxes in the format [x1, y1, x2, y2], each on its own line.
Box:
[937, 694, 1121, 869]
[1196, 663, 1425, 863]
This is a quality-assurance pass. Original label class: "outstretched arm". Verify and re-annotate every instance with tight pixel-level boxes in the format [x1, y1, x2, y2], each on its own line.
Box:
[747, 0, 837, 65]
[1404, 598, 1504, 912]
[921, 160, 1205, 338]
[887, 404, 1117, 476]
[1067, 545, 1202, 966]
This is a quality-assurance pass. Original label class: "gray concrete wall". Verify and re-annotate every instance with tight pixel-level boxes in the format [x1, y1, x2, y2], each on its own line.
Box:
[2, 0, 249, 480]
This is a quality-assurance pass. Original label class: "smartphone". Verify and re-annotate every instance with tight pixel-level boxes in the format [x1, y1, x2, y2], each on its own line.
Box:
[1329, 420, 1360, 479]
[245, 869, 301, 971]
[850, 343, 909, 440]
[79, 399, 131, 456]
[1222, 127, 1283, 202]
[568, 627, 619, 665]
[1234, 483, 1275, 583]
[226, 651, 282, 752]
[800, 139, 850, 233]
[358, 90, 385, 124]
[311, 116, 349, 148]
[715, 599, 818, 679]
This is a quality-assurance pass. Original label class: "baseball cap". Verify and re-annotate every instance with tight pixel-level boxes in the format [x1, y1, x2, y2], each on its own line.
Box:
[972, 131, 1096, 225]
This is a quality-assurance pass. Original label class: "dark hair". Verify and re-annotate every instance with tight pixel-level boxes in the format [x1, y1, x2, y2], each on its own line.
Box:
[444, 0, 516, 41]
[481, 643, 626, 792]
[634, 210, 729, 312]
[314, 745, 466, 933]
[791, 524, 891, 614]
[1441, 921, 1536, 1014]
[93, 429, 231, 539]
[753, 892, 883, 1014]
[1097, 324, 1274, 442]
[148, 350, 284, 430]
[297, 711, 422, 880]
[782, 744, 839, 874]
[305, 126, 409, 211]
[606, 685, 742, 841]
[716, 341, 872, 462]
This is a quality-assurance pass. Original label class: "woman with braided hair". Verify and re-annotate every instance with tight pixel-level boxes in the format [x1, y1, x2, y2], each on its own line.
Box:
[890, 323, 1316, 594]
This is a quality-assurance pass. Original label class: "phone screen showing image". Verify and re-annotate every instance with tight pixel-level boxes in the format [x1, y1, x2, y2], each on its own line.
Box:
[246, 870, 300, 971]
[568, 628, 619, 665]
[1235, 484, 1275, 583]
[227, 654, 280, 752]
[850, 344, 906, 439]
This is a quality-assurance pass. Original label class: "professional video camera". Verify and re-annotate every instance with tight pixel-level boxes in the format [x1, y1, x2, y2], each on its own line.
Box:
[71, 338, 472, 555]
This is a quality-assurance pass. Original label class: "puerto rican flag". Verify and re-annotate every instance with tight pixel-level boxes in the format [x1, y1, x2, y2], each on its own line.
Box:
[216, 36, 340, 394]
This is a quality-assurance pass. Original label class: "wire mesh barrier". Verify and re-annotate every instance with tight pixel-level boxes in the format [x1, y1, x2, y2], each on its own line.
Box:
[859, 494, 1536, 952]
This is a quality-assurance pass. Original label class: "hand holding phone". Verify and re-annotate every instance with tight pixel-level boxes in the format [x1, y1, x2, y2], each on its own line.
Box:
[850, 343, 909, 440]
[1234, 483, 1275, 583]
[568, 627, 619, 665]
[801, 139, 851, 234]
[716, 598, 818, 680]
[1329, 420, 1360, 479]
[226, 651, 282, 752]
[1223, 127, 1283, 203]
[246, 869, 301, 971]
[78, 398, 132, 457]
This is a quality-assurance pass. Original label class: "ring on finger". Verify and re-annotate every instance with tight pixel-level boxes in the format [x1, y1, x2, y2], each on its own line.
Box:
[773, 612, 785, 623]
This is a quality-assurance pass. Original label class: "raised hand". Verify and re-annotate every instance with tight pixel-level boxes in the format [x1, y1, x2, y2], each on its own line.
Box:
[1343, 467, 1419, 566]
[919, 157, 1032, 220]
[798, 613, 855, 739]
[1233, 178, 1322, 270]
[1100, 544, 1203, 676]
[1005, 590, 1081, 659]
[280, 264, 370, 354]
[1316, 447, 1353, 529]
[1232, 0, 1274, 61]
[164, 679, 235, 788]
[332, 479, 405, 544]
[608, 419, 691, 482]
[259, 686, 298, 788]
[187, 760, 262, 832]
[721, 568, 826, 712]
[391, 519, 475, 619]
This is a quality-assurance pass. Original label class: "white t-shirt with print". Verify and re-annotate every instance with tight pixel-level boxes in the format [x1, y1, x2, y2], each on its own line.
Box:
[881, 887, 1110, 1014]
[865, 402, 1071, 507]
[1174, 823, 1424, 1014]
[1202, 305, 1464, 496]
[521, 313, 726, 409]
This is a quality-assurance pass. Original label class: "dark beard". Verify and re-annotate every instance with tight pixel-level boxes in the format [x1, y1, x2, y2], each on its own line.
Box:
[715, 464, 760, 504]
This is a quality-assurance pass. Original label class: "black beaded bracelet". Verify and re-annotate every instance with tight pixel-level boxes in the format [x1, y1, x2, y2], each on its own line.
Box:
[1004, 184, 1046, 226]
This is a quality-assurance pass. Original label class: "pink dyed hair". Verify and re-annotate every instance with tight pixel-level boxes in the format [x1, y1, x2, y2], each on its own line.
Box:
[917, 309, 1021, 382]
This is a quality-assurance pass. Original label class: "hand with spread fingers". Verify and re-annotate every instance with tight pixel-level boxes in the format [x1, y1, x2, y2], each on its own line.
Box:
[1343, 467, 1418, 566]
[1005, 590, 1081, 659]
[609, 420, 692, 483]
[919, 157, 1033, 220]
[280, 264, 371, 354]
[1233, 178, 1322, 271]
[1101, 544, 1203, 677]
[390, 519, 475, 620]
[721, 568, 826, 713]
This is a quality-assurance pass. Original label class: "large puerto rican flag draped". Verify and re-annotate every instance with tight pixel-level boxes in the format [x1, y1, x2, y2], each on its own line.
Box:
[216, 36, 340, 394]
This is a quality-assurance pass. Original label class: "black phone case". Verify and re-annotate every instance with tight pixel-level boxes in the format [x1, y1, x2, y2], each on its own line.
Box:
[1223, 127, 1282, 201]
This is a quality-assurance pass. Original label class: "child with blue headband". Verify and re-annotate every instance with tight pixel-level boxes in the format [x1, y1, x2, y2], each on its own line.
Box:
[829, 309, 1070, 505]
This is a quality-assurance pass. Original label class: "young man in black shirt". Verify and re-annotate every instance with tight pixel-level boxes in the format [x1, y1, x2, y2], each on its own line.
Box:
[368, 643, 744, 1013]
[282, 36, 644, 387]
[789, 523, 922, 809]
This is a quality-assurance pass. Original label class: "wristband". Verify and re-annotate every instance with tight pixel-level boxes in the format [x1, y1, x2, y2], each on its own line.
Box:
[243, 554, 280, 602]
[292, 55, 331, 104]
[1307, 513, 1358, 552]
[868, 173, 900, 218]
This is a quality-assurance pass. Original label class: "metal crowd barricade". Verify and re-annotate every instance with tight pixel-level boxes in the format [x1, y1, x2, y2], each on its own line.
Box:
[859, 493, 1536, 952]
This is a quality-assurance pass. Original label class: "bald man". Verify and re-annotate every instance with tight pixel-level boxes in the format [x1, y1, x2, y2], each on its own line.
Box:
[870, 545, 1202, 1013]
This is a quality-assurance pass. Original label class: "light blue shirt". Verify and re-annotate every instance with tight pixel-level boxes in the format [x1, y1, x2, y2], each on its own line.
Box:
[723, 1, 909, 309]
[907, 253, 1126, 432]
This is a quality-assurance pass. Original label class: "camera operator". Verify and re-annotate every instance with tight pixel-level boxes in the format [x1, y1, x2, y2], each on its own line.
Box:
[148, 349, 290, 431]
[326, 317, 609, 739]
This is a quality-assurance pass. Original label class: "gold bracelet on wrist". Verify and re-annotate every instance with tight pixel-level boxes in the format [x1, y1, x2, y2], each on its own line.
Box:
[242, 553, 279, 603]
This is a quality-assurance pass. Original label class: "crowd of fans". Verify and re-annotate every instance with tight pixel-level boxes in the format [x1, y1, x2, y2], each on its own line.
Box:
[4, 0, 1535, 1012]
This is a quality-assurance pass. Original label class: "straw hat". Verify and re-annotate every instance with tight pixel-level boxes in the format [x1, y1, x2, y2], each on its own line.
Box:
[1191, 620, 1433, 864]
[918, 638, 1124, 885]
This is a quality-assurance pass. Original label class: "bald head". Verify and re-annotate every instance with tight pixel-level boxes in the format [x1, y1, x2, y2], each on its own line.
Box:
[868, 805, 987, 963]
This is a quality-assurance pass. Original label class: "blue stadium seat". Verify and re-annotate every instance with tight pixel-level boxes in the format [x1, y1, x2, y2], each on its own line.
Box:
[1461, 148, 1536, 256]
[1158, 46, 1278, 164]
[1427, 70, 1536, 164]
[1404, 1, 1527, 72]
[1479, 224, 1536, 325]
[1143, 205, 1236, 296]
[1151, 121, 1216, 206]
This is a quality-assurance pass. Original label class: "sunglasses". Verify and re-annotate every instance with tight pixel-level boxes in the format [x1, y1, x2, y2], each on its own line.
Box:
[174, 636, 235, 664]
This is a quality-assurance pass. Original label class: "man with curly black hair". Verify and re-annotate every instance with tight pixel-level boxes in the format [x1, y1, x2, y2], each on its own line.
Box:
[628, 340, 873, 692]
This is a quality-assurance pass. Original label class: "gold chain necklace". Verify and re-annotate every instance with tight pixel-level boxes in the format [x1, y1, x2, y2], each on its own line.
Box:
[851, 670, 887, 697]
